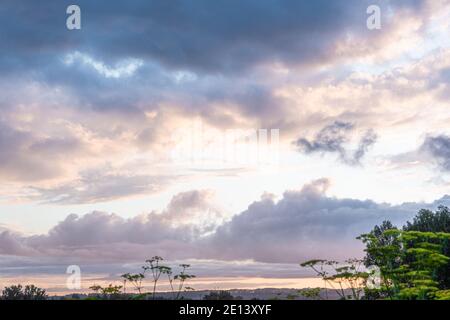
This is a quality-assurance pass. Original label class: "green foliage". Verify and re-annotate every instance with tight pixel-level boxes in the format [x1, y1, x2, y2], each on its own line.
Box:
[1, 284, 47, 300]
[359, 220, 399, 268]
[203, 291, 238, 300]
[298, 288, 323, 300]
[300, 259, 369, 300]
[89, 284, 123, 295]
[359, 229, 450, 300]
[404, 206, 450, 288]
[404, 206, 450, 233]
[435, 290, 450, 300]
[1, 256, 196, 300]
[89, 284, 124, 299]
[301, 208, 450, 300]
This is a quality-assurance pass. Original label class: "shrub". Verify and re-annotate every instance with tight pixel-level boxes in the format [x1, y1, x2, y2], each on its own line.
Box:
[1, 284, 47, 300]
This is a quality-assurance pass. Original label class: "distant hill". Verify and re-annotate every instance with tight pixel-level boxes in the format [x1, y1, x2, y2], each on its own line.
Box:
[53, 288, 347, 300]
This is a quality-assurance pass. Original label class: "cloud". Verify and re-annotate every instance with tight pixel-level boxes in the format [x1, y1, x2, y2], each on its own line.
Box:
[0, 190, 222, 261]
[0, 231, 37, 256]
[0, 120, 84, 182]
[205, 180, 450, 263]
[295, 121, 354, 153]
[2, 181, 449, 265]
[2, 1, 450, 275]
[388, 134, 450, 173]
[0, 1, 434, 133]
[0, 0, 431, 133]
[0, 0, 445, 156]
[0, 0, 429, 75]
[64, 52, 144, 79]
[28, 172, 177, 205]
[294, 122, 377, 165]
[353, 130, 378, 163]
[421, 135, 450, 171]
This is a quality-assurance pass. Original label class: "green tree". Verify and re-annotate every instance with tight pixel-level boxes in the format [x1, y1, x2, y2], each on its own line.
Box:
[361, 220, 399, 268]
[203, 291, 237, 300]
[359, 229, 450, 300]
[89, 284, 123, 300]
[1, 284, 47, 300]
[297, 288, 323, 300]
[404, 206, 450, 233]
[404, 206, 450, 288]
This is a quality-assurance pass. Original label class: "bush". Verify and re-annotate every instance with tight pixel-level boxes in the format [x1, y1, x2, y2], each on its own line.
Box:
[1, 284, 48, 300]
[203, 291, 238, 300]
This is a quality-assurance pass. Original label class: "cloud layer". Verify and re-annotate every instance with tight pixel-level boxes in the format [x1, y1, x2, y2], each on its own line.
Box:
[0, 0, 429, 74]
[2, 180, 449, 266]
[0, 0, 449, 204]
[2, 0, 450, 282]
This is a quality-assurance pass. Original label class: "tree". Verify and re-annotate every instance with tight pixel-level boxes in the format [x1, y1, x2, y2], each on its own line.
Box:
[359, 229, 450, 300]
[303, 207, 450, 300]
[404, 206, 450, 288]
[1, 284, 47, 300]
[89, 284, 123, 300]
[300, 259, 369, 300]
[297, 288, 323, 300]
[361, 220, 399, 268]
[203, 291, 237, 300]
[404, 206, 450, 233]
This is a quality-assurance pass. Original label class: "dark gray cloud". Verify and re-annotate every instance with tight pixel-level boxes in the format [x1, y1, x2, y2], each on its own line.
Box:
[1, 181, 448, 264]
[353, 130, 378, 163]
[294, 122, 377, 165]
[421, 135, 450, 171]
[296, 121, 354, 153]
[0, 0, 433, 142]
[0, 0, 427, 75]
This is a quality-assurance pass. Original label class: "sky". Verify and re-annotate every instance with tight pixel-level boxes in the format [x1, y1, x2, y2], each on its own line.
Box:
[1, 0, 450, 293]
